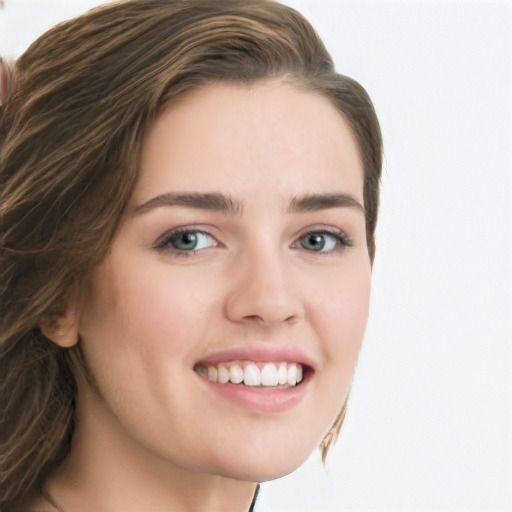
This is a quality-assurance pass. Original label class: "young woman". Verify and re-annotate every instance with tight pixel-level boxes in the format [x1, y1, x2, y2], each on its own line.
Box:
[0, 1, 382, 510]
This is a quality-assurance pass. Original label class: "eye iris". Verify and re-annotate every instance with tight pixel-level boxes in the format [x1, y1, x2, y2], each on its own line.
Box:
[172, 232, 198, 250]
[302, 234, 325, 251]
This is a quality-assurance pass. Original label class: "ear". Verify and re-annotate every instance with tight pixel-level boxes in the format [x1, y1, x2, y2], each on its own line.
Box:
[40, 307, 80, 348]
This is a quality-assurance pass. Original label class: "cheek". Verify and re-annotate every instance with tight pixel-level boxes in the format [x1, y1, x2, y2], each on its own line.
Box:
[317, 261, 371, 337]
[76, 260, 214, 430]
[311, 260, 371, 382]
[124, 266, 221, 354]
[80, 259, 219, 367]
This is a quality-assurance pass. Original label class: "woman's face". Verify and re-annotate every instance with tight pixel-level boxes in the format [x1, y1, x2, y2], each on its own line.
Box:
[77, 80, 371, 481]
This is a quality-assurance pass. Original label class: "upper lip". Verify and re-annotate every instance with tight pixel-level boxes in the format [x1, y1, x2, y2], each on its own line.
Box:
[196, 344, 317, 371]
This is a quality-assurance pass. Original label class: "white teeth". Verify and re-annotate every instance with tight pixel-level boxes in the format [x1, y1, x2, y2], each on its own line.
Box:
[198, 361, 305, 387]
[244, 364, 261, 386]
[207, 366, 218, 382]
[277, 362, 287, 385]
[218, 364, 229, 384]
[261, 363, 279, 386]
[296, 364, 303, 383]
[229, 364, 244, 384]
[287, 363, 297, 386]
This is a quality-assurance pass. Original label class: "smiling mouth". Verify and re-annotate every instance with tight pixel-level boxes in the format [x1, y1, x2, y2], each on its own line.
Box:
[194, 361, 306, 388]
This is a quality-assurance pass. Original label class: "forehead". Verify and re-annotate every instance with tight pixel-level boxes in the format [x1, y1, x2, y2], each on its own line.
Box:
[135, 80, 363, 207]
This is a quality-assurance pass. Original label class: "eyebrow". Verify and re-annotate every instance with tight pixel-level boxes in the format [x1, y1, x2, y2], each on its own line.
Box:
[134, 192, 243, 216]
[133, 191, 365, 216]
[287, 193, 365, 215]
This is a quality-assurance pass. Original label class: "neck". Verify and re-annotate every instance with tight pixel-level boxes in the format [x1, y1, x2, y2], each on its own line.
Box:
[46, 383, 258, 512]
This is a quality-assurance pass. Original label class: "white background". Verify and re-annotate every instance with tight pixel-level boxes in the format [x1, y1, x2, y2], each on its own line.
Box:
[1, 1, 511, 511]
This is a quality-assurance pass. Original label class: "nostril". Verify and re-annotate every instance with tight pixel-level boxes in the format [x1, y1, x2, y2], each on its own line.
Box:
[243, 315, 261, 321]
[241, 313, 298, 327]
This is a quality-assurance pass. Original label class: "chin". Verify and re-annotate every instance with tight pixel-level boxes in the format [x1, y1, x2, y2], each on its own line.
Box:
[198, 440, 315, 483]
[214, 460, 303, 483]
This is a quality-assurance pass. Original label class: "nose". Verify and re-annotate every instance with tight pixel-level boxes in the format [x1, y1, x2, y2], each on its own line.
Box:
[224, 245, 305, 327]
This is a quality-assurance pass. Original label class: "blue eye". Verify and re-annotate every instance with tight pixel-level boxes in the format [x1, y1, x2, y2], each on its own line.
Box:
[298, 231, 351, 253]
[158, 230, 216, 252]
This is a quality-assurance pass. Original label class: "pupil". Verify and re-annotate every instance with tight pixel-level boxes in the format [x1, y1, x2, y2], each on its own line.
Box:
[304, 234, 324, 251]
[174, 232, 197, 250]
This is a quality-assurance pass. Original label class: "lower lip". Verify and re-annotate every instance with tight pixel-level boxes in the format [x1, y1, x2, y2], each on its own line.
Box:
[197, 373, 311, 413]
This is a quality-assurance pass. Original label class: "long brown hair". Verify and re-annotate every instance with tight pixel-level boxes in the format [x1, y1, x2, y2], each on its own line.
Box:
[0, 0, 382, 508]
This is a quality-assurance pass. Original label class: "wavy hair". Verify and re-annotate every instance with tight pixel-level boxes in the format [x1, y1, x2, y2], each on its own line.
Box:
[0, 0, 382, 508]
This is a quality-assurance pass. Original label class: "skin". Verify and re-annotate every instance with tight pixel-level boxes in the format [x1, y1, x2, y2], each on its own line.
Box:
[40, 80, 371, 511]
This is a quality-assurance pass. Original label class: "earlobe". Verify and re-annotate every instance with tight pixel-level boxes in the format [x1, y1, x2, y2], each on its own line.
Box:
[40, 309, 80, 348]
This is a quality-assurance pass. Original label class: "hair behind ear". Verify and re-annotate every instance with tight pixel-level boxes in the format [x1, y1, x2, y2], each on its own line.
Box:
[319, 395, 348, 463]
[0, 331, 77, 508]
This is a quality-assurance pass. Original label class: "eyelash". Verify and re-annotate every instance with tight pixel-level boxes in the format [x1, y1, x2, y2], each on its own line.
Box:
[292, 229, 353, 254]
[154, 227, 216, 257]
[154, 227, 353, 257]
